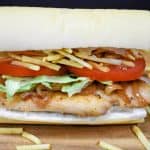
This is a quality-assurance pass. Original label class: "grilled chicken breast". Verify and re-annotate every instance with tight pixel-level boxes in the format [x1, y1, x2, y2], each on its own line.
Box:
[0, 81, 149, 116]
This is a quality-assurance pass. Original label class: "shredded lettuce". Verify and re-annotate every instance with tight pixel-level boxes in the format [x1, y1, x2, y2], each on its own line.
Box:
[2, 75, 90, 99]
[5, 80, 21, 98]
[62, 80, 89, 97]
[41, 82, 51, 89]
[0, 84, 6, 92]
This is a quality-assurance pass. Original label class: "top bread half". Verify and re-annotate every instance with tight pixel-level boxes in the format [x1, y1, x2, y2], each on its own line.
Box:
[0, 7, 149, 51]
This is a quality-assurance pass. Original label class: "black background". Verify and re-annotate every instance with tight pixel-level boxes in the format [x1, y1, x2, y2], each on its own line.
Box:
[0, 0, 149, 10]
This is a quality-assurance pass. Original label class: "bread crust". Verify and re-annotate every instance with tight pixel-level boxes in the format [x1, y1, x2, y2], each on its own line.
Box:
[0, 7, 149, 51]
[0, 107, 146, 125]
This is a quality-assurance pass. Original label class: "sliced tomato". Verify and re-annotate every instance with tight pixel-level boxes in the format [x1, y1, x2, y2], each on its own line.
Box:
[0, 61, 66, 77]
[68, 59, 145, 81]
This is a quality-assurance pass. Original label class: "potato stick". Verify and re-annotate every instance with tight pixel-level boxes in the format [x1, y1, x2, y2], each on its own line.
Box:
[0, 128, 23, 134]
[43, 54, 63, 61]
[98, 140, 123, 150]
[11, 61, 40, 71]
[22, 56, 60, 71]
[127, 54, 136, 61]
[8, 53, 22, 60]
[75, 52, 121, 64]
[146, 106, 150, 115]
[75, 52, 134, 67]
[56, 58, 83, 68]
[58, 50, 92, 69]
[16, 144, 51, 150]
[132, 125, 150, 150]
[145, 66, 150, 72]
[64, 48, 73, 53]
[122, 60, 135, 67]
[22, 131, 41, 144]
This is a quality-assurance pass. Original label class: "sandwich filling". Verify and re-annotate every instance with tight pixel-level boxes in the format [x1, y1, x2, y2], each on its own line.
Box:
[0, 47, 149, 116]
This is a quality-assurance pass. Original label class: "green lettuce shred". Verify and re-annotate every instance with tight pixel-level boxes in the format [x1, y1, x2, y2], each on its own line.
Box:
[2, 75, 90, 99]
[5, 80, 22, 98]
[0, 84, 6, 92]
[62, 80, 89, 97]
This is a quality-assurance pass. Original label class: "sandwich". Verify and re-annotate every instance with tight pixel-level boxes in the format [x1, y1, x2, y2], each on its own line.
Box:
[0, 7, 149, 124]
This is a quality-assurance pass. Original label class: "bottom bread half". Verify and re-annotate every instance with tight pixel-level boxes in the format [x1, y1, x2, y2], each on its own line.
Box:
[0, 107, 146, 125]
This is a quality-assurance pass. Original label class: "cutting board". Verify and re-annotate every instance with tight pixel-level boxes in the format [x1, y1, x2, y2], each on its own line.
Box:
[0, 117, 149, 150]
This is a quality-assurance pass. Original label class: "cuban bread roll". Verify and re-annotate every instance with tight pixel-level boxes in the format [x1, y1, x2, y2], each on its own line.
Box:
[0, 7, 149, 124]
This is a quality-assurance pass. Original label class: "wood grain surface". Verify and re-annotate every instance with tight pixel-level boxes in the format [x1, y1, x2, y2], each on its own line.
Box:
[0, 117, 149, 150]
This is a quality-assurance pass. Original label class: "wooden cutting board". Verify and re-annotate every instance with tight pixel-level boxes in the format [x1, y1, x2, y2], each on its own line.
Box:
[0, 117, 149, 150]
